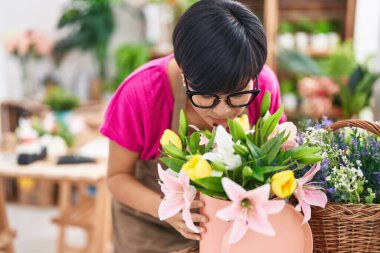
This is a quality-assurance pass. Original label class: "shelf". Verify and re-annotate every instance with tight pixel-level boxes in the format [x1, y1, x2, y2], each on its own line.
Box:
[240, 0, 356, 71]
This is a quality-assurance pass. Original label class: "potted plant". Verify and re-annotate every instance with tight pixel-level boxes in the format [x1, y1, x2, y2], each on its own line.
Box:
[54, 0, 115, 100]
[157, 92, 328, 252]
[310, 20, 332, 53]
[103, 43, 150, 98]
[43, 86, 79, 125]
[278, 21, 295, 50]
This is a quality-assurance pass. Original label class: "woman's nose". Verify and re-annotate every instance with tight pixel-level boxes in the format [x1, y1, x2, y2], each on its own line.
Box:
[212, 100, 232, 117]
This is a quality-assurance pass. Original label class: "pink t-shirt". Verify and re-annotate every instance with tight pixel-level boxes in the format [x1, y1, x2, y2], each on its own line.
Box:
[100, 54, 286, 160]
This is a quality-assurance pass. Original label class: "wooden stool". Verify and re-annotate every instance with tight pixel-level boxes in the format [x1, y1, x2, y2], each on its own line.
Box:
[0, 179, 16, 253]
[52, 182, 111, 253]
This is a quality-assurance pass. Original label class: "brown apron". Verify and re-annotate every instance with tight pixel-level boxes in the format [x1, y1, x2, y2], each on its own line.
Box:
[111, 82, 199, 253]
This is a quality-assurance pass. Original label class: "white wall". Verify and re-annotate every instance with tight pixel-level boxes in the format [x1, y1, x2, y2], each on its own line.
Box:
[0, 0, 144, 101]
[354, 0, 380, 66]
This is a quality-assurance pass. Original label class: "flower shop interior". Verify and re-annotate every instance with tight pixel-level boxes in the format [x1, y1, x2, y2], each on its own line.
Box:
[0, 0, 380, 253]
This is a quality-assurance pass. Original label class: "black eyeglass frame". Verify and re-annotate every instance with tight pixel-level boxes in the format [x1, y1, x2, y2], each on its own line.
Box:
[184, 74, 261, 108]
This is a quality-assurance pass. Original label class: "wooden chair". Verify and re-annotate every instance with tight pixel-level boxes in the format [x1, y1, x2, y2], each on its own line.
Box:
[0, 179, 16, 253]
[52, 182, 110, 253]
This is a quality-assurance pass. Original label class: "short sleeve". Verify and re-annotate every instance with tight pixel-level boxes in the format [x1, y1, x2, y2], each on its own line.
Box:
[248, 65, 287, 124]
[100, 77, 144, 153]
[264, 66, 288, 123]
[99, 58, 175, 160]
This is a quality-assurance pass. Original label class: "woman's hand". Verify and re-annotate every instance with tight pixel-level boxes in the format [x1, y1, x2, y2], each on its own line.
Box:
[165, 200, 208, 241]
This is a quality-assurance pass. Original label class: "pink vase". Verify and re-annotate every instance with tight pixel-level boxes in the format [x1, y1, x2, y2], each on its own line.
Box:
[199, 194, 313, 253]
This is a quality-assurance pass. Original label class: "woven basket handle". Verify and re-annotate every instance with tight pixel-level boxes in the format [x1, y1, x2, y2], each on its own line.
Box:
[327, 119, 380, 137]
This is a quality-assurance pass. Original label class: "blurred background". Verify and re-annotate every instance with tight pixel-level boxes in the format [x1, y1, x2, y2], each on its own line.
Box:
[0, 0, 379, 253]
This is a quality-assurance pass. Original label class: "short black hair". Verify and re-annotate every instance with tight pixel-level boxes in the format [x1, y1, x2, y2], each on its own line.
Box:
[173, 0, 267, 94]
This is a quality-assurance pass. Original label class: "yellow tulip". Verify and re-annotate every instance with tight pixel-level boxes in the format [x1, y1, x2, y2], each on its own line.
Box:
[160, 129, 182, 149]
[271, 170, 297, 198]
[234, 114, 250, 132]
[182, 155, 212, 180]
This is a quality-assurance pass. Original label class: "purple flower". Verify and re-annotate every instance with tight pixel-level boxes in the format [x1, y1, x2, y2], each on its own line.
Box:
[321, 158, 330, 171]
[297, 132, 304, 145]
[327, 187, 336, 195]
[314, 116, 333, 129]
[321, 116, 333, 128]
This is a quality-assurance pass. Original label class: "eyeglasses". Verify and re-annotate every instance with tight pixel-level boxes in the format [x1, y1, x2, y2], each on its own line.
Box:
[184, 75, 261, 109]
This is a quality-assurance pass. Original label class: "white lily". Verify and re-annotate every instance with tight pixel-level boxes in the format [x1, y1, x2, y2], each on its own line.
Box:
[203, 126, 242, 170]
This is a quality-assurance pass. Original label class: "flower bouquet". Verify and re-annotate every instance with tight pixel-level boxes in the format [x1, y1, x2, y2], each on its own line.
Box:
[300, 118, 380, 252]
[157, 92, 328, 253]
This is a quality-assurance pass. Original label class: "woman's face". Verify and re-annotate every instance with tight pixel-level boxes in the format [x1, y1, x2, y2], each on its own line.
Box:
[187, 80, 254, 128]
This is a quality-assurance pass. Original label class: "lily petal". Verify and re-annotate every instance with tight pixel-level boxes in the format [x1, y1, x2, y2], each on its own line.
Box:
[301, 201, 311, 224]
[261, 200, 286, 214]
[158, 165, 181, 191]
[158, 199, 184, 221]
[221, 178, 246, 201]
[229, 220, 248, 244]
[245, 184, 271, 204]
[303, 189, 328, 208]
[299, 163, 321, 185]
[216, 202, 242, 221]
[248, 213, 275, 236]
[182, 207, 199, 233]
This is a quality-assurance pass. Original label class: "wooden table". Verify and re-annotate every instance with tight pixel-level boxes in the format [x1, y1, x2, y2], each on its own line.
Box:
[0, 157, 111, 253]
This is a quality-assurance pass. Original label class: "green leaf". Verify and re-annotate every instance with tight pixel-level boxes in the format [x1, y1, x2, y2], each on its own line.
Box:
[297, 154, 323, 164]
[205, 128, 216, 152]
[260, 91, 271, 117]
[178, 109, 189, 148]
[228, 119, 246, 142]
[197, 188, 228, 200]
[252, 166, 287, 182]
[188, 132, 200, 154]
[162, 143, 186, 159]
[233, 166, 244, 182]
[159, 157, 186, 173]
[246, 138, 264, 159]
[233, 144, 250, 156]
[211, 161, 226, 172]
[193, 177, 224, 192]
[260, 133, 284, 164]
[291, 147, 321, 159]
[260, 105, 284, 142]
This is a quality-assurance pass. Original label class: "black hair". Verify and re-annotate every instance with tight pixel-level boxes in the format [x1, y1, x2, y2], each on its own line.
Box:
[173, 0, 267, 94]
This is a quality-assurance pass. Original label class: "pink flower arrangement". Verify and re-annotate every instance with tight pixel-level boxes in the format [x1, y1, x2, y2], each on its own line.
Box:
[298, 76, 340, 119]
[5, 30, 54, 57]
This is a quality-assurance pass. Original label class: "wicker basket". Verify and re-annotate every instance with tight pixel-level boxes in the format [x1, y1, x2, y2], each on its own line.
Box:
[309, 119, 380, 253]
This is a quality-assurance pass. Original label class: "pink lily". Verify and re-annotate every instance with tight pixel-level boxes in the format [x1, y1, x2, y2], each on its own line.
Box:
[199, 133, 209, 146]
[294, 163, 328, 224]
[268, 122, 299, 151]
[157, 164, 199, 233]
[216, 178, 285, 244]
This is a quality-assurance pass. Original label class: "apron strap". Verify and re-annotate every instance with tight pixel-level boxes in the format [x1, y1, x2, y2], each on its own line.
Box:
[171, 74, 187, 131]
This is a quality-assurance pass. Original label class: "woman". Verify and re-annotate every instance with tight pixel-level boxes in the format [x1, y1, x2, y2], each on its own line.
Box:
[100, 0, 286, 252]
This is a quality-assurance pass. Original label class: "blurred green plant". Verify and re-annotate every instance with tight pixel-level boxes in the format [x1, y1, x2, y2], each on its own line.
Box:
[279, 21, 295, 34]
[54, 0, 116, 80]
[278, 41, 380, 118]
[104, 43, 150, 92]
[312, 20, 332, 34]
[294, 17, 313, 33]
[44, 86, 80, 112]
[32, 117, 75, 147]
[280, 79, 297, 94]
[278, 50, 323, 77]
